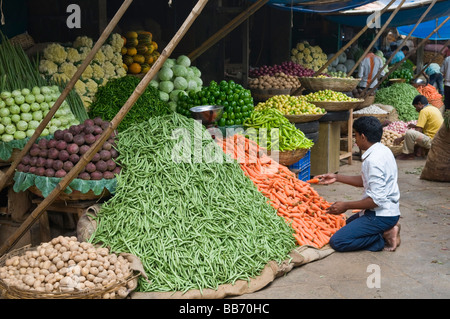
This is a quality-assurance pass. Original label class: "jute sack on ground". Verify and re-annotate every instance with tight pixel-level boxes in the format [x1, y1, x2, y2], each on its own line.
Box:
[130, 245, 334, 299]
[420, 122, 450, 182]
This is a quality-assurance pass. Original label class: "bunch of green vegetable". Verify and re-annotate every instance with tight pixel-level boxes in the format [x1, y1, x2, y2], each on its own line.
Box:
[176, 80, 255, 126]
[149, 55, 203, 111]
[243, 108, 314, 151]
[90, 112, 295, 293]
[375, 83, 419, 121]
[88, 75, 172, 131]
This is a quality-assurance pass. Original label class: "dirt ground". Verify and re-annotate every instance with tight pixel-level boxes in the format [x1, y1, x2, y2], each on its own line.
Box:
[233, 156, 450, 299]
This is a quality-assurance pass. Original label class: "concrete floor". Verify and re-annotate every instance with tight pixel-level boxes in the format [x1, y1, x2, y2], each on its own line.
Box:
[233, 156, 450, 299]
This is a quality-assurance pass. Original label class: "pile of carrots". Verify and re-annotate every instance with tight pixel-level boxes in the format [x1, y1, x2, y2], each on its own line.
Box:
[217, 134, 346, 249]
[417, 84, 444, 108]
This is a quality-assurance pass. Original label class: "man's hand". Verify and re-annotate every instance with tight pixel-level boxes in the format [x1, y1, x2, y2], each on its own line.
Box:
[393, 136, 404, 145]
[314, 173, 337, 185]
[326, 201, 348, 215]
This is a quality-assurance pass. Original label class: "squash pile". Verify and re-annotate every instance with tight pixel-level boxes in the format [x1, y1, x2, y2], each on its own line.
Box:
[121, 31, 160, 75]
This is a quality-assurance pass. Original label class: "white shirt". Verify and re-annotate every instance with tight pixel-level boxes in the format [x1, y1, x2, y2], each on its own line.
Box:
[361, 142, 401, 217]
[441, 56, 450, 86]
[358, 55, 385, 88]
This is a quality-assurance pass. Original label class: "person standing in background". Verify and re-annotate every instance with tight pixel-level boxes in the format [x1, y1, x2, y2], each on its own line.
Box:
[358, 48, 385, 90]
[390, 46, 409, 65]
[441, 48, 450, 111]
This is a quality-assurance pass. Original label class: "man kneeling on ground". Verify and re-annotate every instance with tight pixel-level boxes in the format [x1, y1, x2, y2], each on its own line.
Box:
[314, 116, 401, 252]
[394, 94, 443, 160]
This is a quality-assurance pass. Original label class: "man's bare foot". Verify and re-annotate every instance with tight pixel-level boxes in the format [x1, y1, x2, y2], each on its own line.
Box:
[383, 224, 401, 251]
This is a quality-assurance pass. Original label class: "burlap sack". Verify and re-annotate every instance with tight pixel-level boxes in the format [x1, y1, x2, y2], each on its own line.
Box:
[130, 245, 334, 299]
[420, 123, 450, 182]
[76, 204, 101, 242]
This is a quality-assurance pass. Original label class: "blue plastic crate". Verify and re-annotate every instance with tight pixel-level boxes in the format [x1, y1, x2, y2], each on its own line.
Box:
[298, 165, 311, 182]
[288, 150, 311, 171]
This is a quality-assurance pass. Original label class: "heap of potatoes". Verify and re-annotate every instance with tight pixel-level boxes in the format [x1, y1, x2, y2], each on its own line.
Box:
[381, 129, 403, 147]
[0, 236, 137, 299]
[248, 72, 301, 90]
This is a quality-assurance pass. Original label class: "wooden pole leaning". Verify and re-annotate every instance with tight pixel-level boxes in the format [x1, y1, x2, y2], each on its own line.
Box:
[366, 15, 450, 96]
[347, 0, 406, 77]
[0, 0, 134, 192]
[0, 0, 210, 256]
[188, 0, 269, 62]
[361, 0, 438, 97]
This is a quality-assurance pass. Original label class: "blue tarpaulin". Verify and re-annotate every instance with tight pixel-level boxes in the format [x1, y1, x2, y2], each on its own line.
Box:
[248, 1, 378, 13]
[397, 16, 450, 39]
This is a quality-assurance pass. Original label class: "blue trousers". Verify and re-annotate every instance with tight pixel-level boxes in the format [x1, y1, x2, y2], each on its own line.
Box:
[329, 210, 400, 252]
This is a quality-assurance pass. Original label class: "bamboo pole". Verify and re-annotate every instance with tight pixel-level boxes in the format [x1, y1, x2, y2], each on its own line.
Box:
[361, 0, 437, 97]
[0, 0, 210, 256]
[413, 38, 450, 80]
[289, 0, 396, 96]
[0, 0, 134, 192]
[347, 0, 406, 77]
[188, 0, 269, 62]
[366, 15, 450, 96]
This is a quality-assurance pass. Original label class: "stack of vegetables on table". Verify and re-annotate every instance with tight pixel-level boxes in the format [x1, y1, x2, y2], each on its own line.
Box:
[249, 61, 315, 78]
[382, 60, 415, 87]
[0, 236, 136, 299]
[416, 84, 444, 108]
[353, 104, 389, 116]
[218, 134, 346, 248]
[176, 80, 254, 127]
[0, 86, 79, 142]
[303, 89, 360, 102]
[88, 75, 172, 132]
[383, 120, 417, 135]
[375, 83, 419, 121]
[326, 51, 356, 75]
[290, 41, 328, 72]
[248, 72, 301, 91]
[16, 118, 119, 180]
[243, 108, 314, 151]
[89, 113, 296, 293]
[254, 95, 325, 116]
[121, 30, 160, 75]
[39, 34, 127, 109]
[150, 55, 203, 111]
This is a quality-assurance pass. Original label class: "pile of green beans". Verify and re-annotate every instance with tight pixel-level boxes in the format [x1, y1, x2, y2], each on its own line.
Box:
[243, 108, 314, 151]
[90, 113, 296, 293]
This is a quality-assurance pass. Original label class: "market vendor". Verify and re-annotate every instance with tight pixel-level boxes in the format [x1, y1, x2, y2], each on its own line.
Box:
[390, 46, 409, 65]
[424, 63, 444, 95]
[394, 95, 444, 160]
[314, 116, 401, 252]
[357, 48, 385, 89]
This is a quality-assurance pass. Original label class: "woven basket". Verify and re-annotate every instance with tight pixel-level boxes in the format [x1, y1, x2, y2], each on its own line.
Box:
[284, 112, 326, 123]
[267, 148, 309, 166]
[387, 144, 403, 157]
[0, 245, 140, 299]
[309, 100, 364, 112]
[353, 113, 389, 120]
[355, 95, 375, 110]
[251, 87, 292, 102]
[299, 77, 361, 92]
[28, 185, 111, 201]
[9, 33, 35, 50]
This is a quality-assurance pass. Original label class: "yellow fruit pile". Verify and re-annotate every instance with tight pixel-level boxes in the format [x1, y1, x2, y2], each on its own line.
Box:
[121, 31, 160, 74]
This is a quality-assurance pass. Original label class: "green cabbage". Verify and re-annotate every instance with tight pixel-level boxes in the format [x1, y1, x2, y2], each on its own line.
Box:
[159, 81, 174, 94]
[176, 55, 191, 68]
[173, 77, 188, 90]
[158, 67, 173, 81]
[172, 65, 187, 78]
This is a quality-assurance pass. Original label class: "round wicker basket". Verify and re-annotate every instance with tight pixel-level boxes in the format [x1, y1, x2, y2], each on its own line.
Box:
[353, 113, 389, 120]
[355, 95, 375, 110]
[251, 87, 292, 102]
[0, 245, 140, 299]
[309, 100, 364, 112]
[299, 77, 361, 92]
[28, 185, 112, 201]
[284, 112, 326, 123]
[387, 144, 403, 157]
[267, 148, 309, 166]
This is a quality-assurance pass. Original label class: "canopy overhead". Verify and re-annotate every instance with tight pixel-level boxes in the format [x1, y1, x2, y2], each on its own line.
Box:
[397, 16, 450, 39]
[322, 0, 450, 27]
[249, 1, 378, 13]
